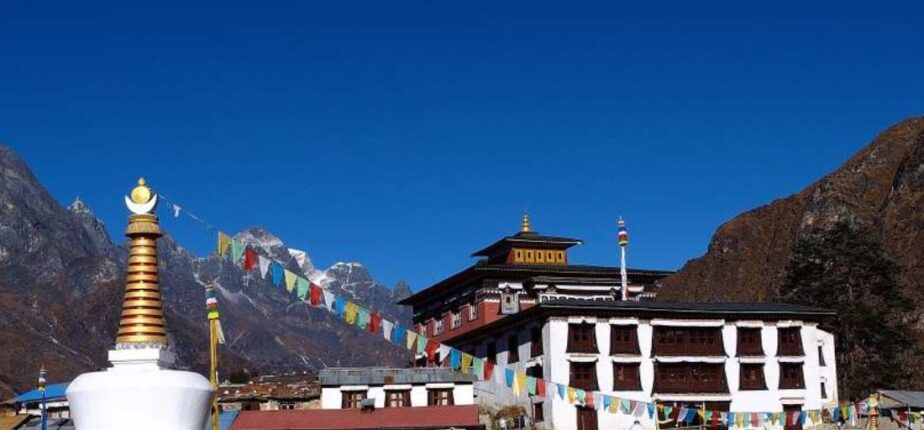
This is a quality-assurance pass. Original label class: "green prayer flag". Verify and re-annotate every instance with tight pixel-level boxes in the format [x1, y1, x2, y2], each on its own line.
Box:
[231, 239, 245, 263]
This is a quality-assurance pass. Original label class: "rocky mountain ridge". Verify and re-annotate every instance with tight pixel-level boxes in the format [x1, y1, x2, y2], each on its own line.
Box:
[0, 144, 412, 398]
[661, 116, 924, 302]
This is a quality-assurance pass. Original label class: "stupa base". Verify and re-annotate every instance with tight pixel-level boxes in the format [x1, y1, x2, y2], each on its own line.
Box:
[66, 348, 213, 430]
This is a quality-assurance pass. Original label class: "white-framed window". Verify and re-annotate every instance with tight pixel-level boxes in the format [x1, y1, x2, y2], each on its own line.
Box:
[435, 318, 444, 335]
[501, 292, 519, 315]
[451, 311, 462, 329]
[469, 304, 478, 321]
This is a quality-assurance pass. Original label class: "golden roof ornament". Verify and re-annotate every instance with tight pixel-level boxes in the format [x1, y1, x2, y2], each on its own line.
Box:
[116, 178, 167, 347]
[520, 211, 531, 233]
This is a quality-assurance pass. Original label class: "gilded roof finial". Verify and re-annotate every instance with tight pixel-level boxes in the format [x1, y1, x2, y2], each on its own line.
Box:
[521, 211, 531, 233]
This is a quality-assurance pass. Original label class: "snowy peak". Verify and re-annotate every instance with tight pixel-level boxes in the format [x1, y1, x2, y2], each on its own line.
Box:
[68, 197, 92, 215]
[68, 197, 112, 252]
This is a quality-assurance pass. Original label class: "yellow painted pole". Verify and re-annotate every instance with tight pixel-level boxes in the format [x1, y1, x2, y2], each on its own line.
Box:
[210, 318, 219, 430]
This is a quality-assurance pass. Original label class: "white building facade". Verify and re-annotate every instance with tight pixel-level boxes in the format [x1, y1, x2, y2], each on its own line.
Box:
[319, 367, 475, 410]
[451, 300, 837, 430]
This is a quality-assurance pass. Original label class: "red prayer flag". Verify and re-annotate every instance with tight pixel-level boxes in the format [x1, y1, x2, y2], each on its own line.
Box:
[484, 361, 495, 380]
[309, 283, 322, 306]
[425, 338, 439, 363]
[243, 248, 257, 271]
[537, 379, 546, 398]
[751, 413, 759, 427]
[585, 392, 594, 408]
[711, 411, 720, 426]
[369, 312, 381, 333]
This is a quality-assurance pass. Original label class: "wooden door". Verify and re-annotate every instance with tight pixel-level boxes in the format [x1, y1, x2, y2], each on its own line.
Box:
[576, 406, 598, 430]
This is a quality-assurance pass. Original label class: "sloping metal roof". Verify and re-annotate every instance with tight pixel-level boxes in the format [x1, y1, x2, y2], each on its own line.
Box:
[205, 410, 240, 430]
[17, 417, 75, 430]
[880, 390, 924, 409]
[15, 383, 70, 403]
[319, 367, 477, 386]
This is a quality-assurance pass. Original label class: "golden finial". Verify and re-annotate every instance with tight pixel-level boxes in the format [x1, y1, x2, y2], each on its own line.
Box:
[130, 177, 152, 204]
[521, 211, 531, 233]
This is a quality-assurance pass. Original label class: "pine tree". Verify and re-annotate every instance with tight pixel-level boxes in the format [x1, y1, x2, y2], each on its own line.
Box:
[778, 222, 917, 400]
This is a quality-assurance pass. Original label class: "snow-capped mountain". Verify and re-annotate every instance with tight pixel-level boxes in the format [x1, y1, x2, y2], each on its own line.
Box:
[0, 144, 412, 397]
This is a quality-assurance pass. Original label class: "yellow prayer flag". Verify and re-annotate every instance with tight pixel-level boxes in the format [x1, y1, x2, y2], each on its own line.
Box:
[218, 232, 232, 255]
[609, 397, 619, 413]
[567, 387, 576, 404]
[736, 412, 745, 428]
[406, 331, 418, 350]
[284, 270, 297, 292]
[345, 302, 358, 324]
[460, 353, 474, 374]
[515, 372, 527, 396]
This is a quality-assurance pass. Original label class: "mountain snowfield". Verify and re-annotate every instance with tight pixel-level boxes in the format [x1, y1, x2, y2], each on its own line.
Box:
[0, 144, 411, 398]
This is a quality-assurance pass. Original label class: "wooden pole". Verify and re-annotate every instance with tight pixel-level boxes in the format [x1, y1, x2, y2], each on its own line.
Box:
[210, 318, 219, 430]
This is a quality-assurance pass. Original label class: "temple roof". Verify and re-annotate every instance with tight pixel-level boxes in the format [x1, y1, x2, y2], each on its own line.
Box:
[398, 263, 673, 306]
[470, 232, 583, 258]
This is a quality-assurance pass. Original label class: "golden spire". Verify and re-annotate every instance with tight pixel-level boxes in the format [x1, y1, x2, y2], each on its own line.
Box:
[521, 211, 531, 233]
[116, 178, 167, 347]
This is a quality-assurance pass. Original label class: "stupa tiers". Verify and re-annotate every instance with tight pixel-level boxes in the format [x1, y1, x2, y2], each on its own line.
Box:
[66, 179, 213, 430]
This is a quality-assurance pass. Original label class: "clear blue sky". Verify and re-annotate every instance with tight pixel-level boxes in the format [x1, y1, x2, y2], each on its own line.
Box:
[2, 1, 922, 290]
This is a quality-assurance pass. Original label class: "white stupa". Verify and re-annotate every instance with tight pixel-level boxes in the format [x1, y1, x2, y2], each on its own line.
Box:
[66, 179, 213, 430]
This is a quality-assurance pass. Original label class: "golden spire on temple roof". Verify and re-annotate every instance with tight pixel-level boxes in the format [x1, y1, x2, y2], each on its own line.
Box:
[117, 178, 167, 347]
[521, 211, 531, 233]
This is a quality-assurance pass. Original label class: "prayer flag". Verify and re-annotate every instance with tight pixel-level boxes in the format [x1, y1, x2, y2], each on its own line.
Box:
[284, 270, 297, 293]
[369, 312, 381, 333]
[566, 387, 576, 404]
[416, 334, 428, 355]
[505, 369, 515, 389]
[450, 349, 462, 370]
[309, 283, 322, 306]
[382, 319, 394, 340]
[405, 331, 417, 350]
[425, 338, 439, 362]
[526, 376, 537, 395]
[536, 378, 545, 398]
[621, 399, 631, 414]
[393, 325, 407, 346]
[243, 248, 257, 271]
[334, 297, 346, 317]
[473, 357, 484, 377]
[558, 384, 566, 400]
[271, 264, 284, 286]
[258, 256, 271, 278]
[603, 396, 612, 411]
[296, 277, 309, 300]
[461, 353, 474, 373]
[218, 232, 232, 256]
[231, 239, 245, 263]
[356, 308, 370, 329]
[345, 302, 359, 324]
[484, 360, 495, 380]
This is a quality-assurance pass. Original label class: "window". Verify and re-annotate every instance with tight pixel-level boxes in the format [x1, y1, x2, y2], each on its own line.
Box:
[530, 327, 543, 357]
[428, 389, 454, 406]
[487, 341, 497, 362]
[738, 364, 766, 390]
[451, 312, 461, 330]
[500, 292, 519, 314]
[279, 402, 296, 410]
[737, 328, 763, 356]
[385, 390, 411, 408]
[613, 363, 642, 391]
[556, 251, 565, 262]
[567, 323, 597, 353]
[818, 345, 826, 366]
[507, 335, 520, 363]
[777, 328, 803, 356]
[820, 382, 828, 399]
[654, 363, 727, 393]
[419, 323, 427, 337]
[610, 325, 640, 355]
[570, 362, 598, 391]
[536, 251, 544, 262]
[469, 304, 478, 321]
[654, 327, 723, 356]
[434, 318, 444, 335]
[779, 363, 804, 389]
[342, 391, 367, 409]
[533, 402, 545, 422]
[527, 364, 544, 378]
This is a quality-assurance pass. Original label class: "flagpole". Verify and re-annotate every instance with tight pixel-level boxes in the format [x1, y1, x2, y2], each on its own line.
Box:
[618, 218, 629, 301]
[38, 365, 47, 430]
[206, 284, 220, 430]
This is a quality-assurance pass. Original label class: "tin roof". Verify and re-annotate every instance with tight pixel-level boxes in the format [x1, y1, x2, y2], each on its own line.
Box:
[880, 390, 924, 409]
[230, 405, 482, 430]
[319, 367, 477, 386]
[14, 383, 70, 404]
